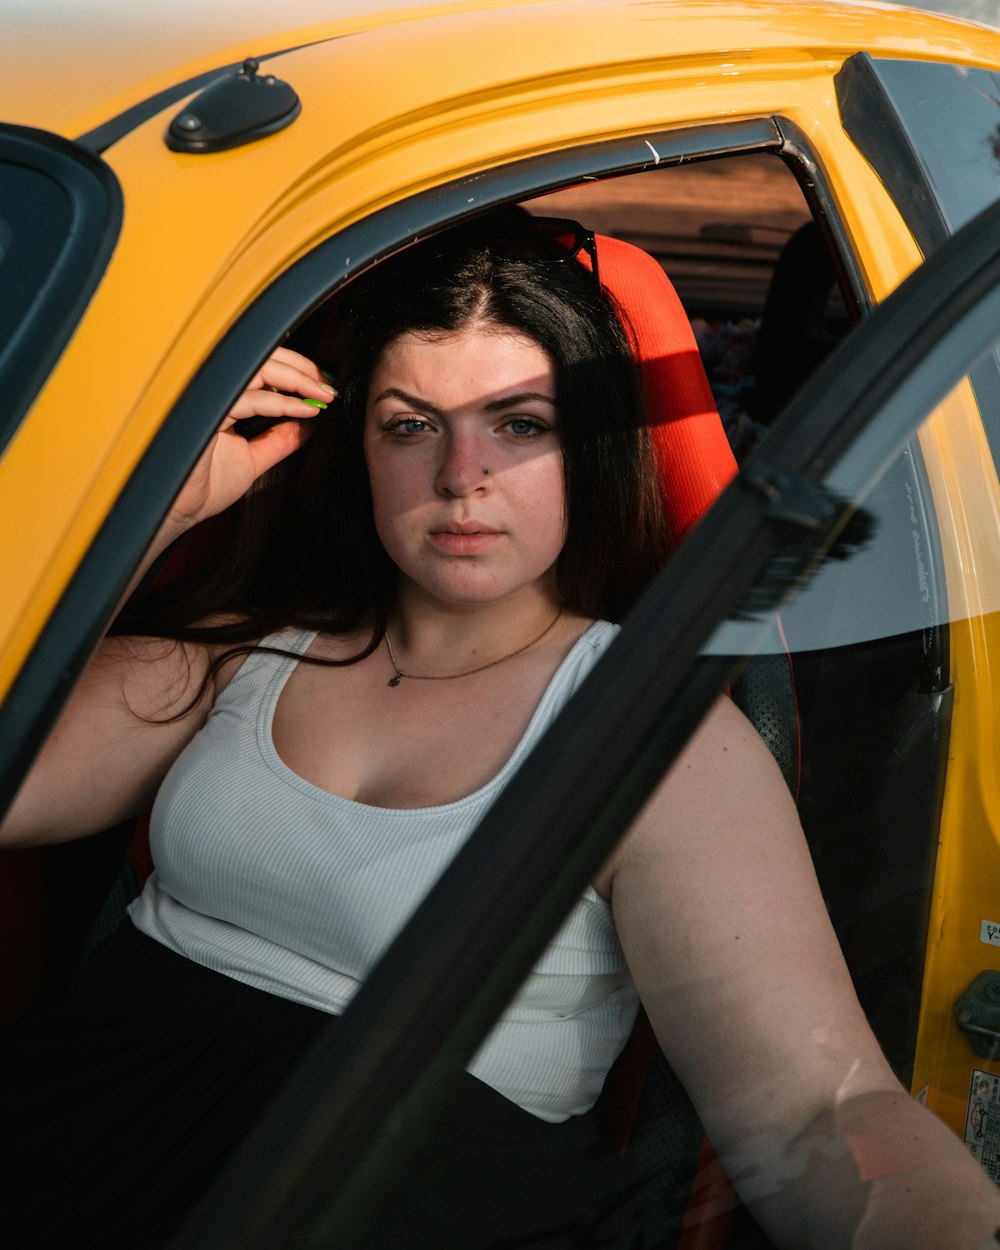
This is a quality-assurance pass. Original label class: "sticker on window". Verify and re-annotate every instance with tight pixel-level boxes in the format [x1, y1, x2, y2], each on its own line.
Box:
[964, 1069, 1000, 1182]
[980, 921, 1000, 948]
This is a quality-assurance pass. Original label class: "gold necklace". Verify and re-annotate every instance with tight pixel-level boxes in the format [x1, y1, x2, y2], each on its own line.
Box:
[383, 610, 563, 688]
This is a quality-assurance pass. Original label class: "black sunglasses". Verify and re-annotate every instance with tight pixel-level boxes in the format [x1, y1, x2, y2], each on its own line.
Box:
[491, 215, 600, 290]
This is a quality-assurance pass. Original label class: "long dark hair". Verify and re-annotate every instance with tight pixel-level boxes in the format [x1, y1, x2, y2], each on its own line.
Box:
[115, 212, 670, 656]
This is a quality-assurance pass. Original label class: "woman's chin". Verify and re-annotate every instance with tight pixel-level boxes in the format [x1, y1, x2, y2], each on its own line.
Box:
[398, 571, 557, 612]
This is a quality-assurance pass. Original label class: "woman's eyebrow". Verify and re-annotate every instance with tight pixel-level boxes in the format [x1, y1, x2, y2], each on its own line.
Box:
[370, 388, 556, 414]
[370, 387, 444, 415]
[482, 392, 557, 412]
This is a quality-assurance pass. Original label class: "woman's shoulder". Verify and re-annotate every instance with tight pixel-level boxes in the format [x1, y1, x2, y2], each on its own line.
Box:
[205, 618, 319, 696]
[564, 616, 620, 664]
[579, 618, 620, 649]
[210, 620, 380, 696]
[541, 617, 620, 706]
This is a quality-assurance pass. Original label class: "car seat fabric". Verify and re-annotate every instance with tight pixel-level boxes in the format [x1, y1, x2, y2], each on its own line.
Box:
[748, 220, 852, 425]
[730, 628, 801, 802]
[589, 234, 809, 1248]
[594, 234, 738, 550]
[595, 232, 798, 796]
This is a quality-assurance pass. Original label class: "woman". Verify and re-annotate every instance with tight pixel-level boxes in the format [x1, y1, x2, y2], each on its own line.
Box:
[1, 214, 998, 1249]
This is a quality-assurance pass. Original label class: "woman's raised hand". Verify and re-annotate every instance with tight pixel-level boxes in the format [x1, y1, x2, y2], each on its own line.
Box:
[167, 347, 334, 531]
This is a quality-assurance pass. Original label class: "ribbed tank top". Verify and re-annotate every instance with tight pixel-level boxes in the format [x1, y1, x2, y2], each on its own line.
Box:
[129, 620, 637, 1122]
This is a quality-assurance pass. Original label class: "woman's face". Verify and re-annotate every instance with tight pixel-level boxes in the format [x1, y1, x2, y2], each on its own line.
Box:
[363, 322, 566, 610]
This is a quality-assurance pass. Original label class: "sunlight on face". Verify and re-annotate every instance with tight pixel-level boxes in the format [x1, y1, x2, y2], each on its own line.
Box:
[363, 323, 566, 611]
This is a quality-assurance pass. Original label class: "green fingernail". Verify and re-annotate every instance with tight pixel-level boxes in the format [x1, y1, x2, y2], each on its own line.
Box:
[303, 398, 328, 409]
[321, 369, 337, 384]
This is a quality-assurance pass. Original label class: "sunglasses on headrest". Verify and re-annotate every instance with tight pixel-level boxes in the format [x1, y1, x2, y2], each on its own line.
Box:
[491, 215, 600, 290]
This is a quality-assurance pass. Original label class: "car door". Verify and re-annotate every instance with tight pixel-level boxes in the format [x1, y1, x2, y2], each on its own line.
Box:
[134, 191, 1000, 1250]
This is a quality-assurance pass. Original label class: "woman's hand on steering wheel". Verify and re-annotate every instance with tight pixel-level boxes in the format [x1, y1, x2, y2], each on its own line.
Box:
[167, 347, 334, 532]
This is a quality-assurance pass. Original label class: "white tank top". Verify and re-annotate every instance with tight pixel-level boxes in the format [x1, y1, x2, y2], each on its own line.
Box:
[129, 620, 638, 1122]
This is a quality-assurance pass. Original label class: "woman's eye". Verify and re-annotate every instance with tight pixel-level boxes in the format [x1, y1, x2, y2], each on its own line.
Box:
[505, 417, 547, 438]
[386, 417, 430, 436]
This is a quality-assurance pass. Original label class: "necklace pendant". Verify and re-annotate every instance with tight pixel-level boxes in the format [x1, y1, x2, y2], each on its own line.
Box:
[388, 674, 403, 688]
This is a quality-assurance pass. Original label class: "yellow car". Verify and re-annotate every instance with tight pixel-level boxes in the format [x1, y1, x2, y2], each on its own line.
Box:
[5, 0, 1000, 1245]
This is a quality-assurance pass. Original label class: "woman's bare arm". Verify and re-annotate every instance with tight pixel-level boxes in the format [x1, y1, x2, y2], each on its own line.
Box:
[0, 348, 331, 848]
[0, 636, 217, 846]
[605, 697, 1000, 1250]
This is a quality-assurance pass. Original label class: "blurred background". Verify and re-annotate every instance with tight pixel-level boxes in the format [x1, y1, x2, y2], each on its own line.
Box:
[886, 0, 999, 23]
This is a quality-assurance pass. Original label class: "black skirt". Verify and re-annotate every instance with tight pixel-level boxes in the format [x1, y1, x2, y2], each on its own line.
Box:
[0, 923, 650, 1250]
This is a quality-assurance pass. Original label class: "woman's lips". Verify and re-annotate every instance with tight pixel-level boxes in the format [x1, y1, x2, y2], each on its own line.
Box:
[428, 529, 502, 555]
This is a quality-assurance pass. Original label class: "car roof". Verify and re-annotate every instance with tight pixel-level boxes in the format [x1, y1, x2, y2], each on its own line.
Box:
[3, 0, 562, 137]
[4, 0, 999, 140]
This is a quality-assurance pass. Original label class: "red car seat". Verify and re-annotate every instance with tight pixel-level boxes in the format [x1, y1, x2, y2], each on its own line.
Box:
[593, 233, 738, 547]
[593, 233, 741, 1247]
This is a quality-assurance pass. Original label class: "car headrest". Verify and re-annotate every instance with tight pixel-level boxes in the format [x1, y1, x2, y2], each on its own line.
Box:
[594, 234, 737, 549]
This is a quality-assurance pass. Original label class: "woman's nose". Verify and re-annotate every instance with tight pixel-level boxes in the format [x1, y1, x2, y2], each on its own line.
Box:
[434, 434, 490, 497]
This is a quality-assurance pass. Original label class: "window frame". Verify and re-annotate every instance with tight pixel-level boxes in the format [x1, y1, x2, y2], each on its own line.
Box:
[0, 116, 797, 821]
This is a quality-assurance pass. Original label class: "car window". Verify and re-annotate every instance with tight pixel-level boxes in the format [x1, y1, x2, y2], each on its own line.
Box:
[837, 54, 1000, 529]
[867, 57, 1000, 235]
[0, 128, 121, 458]
[0, 164, 71, 349]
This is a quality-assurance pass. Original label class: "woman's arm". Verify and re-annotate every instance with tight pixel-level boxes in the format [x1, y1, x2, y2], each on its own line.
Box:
[605, 696, 1000, 1250]
[0, 348, 331, 848]
[0, 635, 218, 846]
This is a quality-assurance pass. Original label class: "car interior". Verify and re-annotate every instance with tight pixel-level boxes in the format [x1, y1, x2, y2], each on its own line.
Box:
[525, 147, 947, 1087]
[0, 144, 955, 1247]
[514, 152, 948, 1247]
